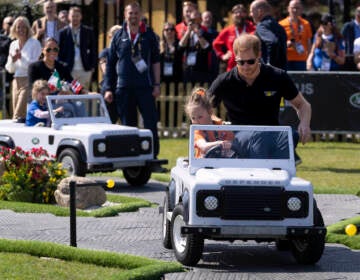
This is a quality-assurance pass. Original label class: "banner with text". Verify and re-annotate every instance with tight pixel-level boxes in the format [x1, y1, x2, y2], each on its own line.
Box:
[280, 72, 360, 131]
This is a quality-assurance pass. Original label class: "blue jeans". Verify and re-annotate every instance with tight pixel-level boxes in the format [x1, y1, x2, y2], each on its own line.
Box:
[115, 87, 159, 157]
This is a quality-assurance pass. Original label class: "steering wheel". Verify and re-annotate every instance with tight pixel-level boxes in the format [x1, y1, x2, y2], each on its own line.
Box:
[204, 144, 223, 158]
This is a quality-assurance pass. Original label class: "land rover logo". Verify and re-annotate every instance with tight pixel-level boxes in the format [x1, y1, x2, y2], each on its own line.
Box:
[32, 137, 40, 145]
[263, 207, 271, 212]
[349, 93, 360, 109]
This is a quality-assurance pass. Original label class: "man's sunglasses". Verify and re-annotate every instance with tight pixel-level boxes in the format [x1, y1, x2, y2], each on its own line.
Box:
[45, 47, 59, 53]
[236, 58, 257, 66]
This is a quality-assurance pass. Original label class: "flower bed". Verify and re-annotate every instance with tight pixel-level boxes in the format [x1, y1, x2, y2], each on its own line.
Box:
[0, 146, 65, 203]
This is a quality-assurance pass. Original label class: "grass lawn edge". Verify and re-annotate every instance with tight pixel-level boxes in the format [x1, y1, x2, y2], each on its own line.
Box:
[0, 238, 184, 279]
[326, 215, 360, 250]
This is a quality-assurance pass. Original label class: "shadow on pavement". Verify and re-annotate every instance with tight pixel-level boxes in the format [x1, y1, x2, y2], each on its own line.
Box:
[190, 243, 360, 273]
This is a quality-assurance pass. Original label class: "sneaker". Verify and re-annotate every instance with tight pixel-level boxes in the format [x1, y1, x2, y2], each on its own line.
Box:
[294, 151, 302, 166]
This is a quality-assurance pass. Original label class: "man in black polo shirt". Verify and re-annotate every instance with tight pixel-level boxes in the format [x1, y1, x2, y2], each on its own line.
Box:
[207, 34, 311, 164]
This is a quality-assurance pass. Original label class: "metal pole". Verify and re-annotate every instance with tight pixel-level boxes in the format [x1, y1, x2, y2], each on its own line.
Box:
[70, 181, 77, 247]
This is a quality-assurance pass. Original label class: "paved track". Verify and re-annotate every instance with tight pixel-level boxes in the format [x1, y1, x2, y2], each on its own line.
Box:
[0, 178, 359, 279]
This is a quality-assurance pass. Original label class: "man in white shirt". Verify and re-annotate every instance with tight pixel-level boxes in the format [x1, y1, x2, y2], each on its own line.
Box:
[31, 0, 66, 46]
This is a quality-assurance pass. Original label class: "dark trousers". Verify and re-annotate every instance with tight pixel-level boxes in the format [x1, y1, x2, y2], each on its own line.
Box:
[115, 87, 159, 157]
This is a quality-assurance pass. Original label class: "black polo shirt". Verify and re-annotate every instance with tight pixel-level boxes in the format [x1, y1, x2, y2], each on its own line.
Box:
[207, 64, 298, 125]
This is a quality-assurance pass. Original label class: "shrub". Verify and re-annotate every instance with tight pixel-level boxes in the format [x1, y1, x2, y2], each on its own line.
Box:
[0, 146, 66, 203]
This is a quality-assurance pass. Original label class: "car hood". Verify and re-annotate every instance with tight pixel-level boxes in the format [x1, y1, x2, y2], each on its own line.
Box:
[195, 168, 290, 186]
[60, 123, 140, 135]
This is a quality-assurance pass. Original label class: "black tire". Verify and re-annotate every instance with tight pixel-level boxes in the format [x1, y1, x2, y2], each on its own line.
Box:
[162, 192, 172, 249]
[275, 239, 291, 251]
[123, 166, 151, 186]
[171, 204, 204, 266]
[290, 206, 325, 264]
[58, 148, 86, 177]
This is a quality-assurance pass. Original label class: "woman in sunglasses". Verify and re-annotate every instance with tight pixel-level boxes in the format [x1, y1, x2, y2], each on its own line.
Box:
[5, 16, 42, 123]
[28, 37, 73, 94]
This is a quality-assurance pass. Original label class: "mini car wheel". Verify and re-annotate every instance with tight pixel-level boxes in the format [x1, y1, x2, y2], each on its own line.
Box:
[171, 204, 204, 266]
[58, 148, 86, 177]
[123, 166, 151, 186]
[275, 239, 290, 251]
[162, 192, 172, 249]
[290, 206, 325, 264]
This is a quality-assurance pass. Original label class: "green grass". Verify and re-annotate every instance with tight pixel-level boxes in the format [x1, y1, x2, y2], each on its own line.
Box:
[0, 194, 152, 217]
[156, 139, 360, 195]
[296, 142, 360, 194]
[0, 239, 183, 279]
[326, 215, 360, 250]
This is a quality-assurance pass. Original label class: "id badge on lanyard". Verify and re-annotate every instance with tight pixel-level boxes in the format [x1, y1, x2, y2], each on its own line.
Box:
[132, 56, 148, 73]
[163, 62, 173, 76]
[129, 27, 148, 73]
[187, 51, 197, 66]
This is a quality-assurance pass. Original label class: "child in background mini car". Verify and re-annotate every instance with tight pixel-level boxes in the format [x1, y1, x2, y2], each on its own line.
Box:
[185, 87, 234, 158]
[26, 79, 64, 127]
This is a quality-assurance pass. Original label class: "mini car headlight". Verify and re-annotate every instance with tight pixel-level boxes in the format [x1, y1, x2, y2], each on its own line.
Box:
[204, 196, 218, 211]
[141, 139, 150, 151]
[97, 142, 106, 153]
[287, 197, 302, 211]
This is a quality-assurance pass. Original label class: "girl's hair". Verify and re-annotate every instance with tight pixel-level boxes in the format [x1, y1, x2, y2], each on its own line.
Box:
[32, 79, 50, 100]
[185, 87, 212, 116]
[9, 16, 33, 40]
[315, 13, 343, 49]
[160, 22, 178, 54]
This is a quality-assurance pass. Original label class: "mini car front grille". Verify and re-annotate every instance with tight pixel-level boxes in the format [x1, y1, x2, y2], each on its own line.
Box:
[107, 135, 140, 157]
[94, 135, 140, 157]
[221, 186, 284, 220]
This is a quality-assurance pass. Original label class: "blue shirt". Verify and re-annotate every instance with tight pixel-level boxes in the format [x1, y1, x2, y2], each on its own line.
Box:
[26, 100, 48, 126]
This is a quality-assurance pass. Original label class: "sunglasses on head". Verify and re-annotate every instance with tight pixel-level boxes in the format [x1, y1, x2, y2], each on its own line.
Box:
[45, 47, 59, 53]
[236, 58, 257, 66]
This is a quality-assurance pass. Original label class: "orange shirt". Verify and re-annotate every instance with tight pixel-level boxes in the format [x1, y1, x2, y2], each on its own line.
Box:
[194, 118, 234, 158]
[278, 16, 312, 61]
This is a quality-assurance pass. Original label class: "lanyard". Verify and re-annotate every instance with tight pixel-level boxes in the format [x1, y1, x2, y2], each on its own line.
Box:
[72, 28, 80, 48]
[127, 24, 141, 56]
[289, 18, 302, 41]
[235, 24, 247, 38]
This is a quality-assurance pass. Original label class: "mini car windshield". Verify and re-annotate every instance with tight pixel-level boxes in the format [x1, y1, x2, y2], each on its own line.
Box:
[193, 127, 290, 160]
[46, 94, 111, 127]
[189, 125, 296, 179]
[49, 97, 107, 119]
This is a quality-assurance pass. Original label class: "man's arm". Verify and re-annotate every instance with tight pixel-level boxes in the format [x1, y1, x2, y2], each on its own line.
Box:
[289, 93, 312, 144]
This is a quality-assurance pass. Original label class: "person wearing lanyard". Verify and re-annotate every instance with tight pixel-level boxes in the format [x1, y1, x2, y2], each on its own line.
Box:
[213, 4, 256, 72]
[103, 2, 163, 170]
[58, 6, 96, 90]
[279, 0, 313, 71]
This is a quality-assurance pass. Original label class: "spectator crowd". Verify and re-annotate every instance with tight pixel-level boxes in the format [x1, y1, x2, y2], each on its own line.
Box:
[0, 0, 360, 161]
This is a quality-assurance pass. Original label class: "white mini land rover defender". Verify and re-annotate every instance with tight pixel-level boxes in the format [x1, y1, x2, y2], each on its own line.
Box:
[0, 94, 166, 186]
[162, 124, 326, 266]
